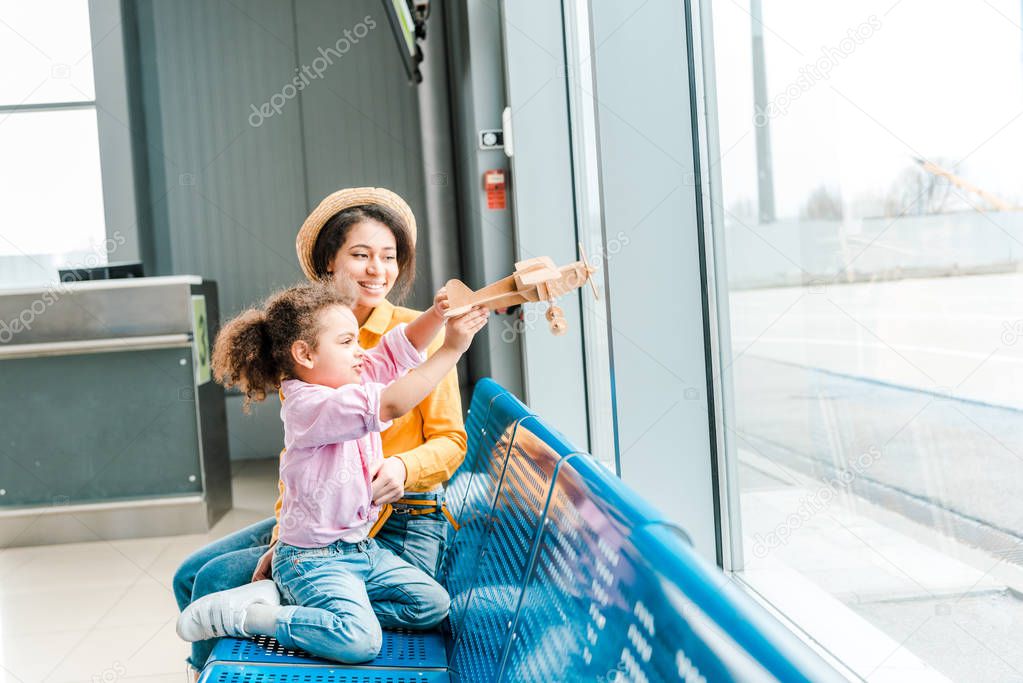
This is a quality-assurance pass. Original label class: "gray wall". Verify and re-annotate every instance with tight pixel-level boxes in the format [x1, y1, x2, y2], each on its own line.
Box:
[133, 0, 308, 313]
[129, 0, 432, 458]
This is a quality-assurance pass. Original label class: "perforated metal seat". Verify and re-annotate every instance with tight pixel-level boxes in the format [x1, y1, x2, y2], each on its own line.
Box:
[632, 524, 845, 683]
[441, 391, 532, 637]
[198, 665, 449, 683]
[496, 451, 668, 681]
[206, 629, 448, 669]
[199, 380, 843, 683]
[446, 416, 569, 681]
[445, 378, 508, 525]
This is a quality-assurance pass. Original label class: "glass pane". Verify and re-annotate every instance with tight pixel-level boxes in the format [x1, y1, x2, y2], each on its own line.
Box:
[708, 1, 1023, 680]
[0, 0, 96, 106]
[0, 108, 107, 288]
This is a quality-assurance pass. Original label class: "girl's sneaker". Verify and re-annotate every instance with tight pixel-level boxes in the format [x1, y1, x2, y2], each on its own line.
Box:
[176, 579, 281, 642]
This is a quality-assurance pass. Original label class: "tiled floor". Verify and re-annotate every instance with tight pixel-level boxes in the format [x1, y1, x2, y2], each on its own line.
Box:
[0, 458, 280, 683]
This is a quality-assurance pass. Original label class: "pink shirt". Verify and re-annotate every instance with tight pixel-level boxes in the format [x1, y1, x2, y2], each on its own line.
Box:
[277, 323, 425, 548]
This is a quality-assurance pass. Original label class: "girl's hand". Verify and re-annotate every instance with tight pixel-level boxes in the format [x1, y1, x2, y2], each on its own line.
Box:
[431, 287, 449, 320]
[443, 307, 489, 354]
[251, 543, 276, 582]
[407, 287, 450, 352]
[371, 456, 407, 505]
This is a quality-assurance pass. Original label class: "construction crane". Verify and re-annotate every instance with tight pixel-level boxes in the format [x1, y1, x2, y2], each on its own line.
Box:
[913, 157, 1014, 211]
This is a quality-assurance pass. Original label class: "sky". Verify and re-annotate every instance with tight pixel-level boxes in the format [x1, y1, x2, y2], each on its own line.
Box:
[3, 1, 1023, 260]
[711, 0, 1023, 220]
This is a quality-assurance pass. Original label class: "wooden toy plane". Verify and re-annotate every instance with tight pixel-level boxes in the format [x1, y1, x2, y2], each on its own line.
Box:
[443, 247, 598, 335]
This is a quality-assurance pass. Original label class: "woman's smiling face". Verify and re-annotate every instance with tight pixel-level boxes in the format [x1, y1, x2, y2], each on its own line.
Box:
[328, 219, 399, 309]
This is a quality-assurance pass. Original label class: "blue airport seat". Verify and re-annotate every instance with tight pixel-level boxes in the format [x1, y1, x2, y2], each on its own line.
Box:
[495, 451, 668, 681]
[632, 524, 845, 683]
[206, 629, 447, 668]
[446, 415, 569, 682]
[446, 378, 508, 524]
[441, 392, 532, 636]
[198, 663, 449, 682]
[561, 451, 669, 527]
[198, 379, 843, 682]
[510, 414, 582, 459]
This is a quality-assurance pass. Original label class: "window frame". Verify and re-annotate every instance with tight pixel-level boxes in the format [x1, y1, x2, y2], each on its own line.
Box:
[0, 0, 142, 287]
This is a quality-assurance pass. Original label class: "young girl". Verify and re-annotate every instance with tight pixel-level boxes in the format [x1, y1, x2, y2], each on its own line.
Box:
[177, 280, 488, 663]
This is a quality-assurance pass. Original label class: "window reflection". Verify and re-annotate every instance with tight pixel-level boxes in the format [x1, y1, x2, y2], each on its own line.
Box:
[710, 1, 1023, 680]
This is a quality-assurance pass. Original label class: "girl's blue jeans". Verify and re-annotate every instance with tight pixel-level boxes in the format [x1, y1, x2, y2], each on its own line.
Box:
[272, 537, 450, 663]
[173, 493, 450, 668]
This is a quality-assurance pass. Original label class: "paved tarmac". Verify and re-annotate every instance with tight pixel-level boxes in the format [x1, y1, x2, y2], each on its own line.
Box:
[733, 355, 1023, 553]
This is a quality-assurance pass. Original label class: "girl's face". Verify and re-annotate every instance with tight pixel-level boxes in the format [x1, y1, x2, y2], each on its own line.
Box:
[295, 305, 365, 388]
[327, 219, 399, 309]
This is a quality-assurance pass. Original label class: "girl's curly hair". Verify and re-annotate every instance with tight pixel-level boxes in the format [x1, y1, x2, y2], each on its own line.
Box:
[211, 279, 357, 410]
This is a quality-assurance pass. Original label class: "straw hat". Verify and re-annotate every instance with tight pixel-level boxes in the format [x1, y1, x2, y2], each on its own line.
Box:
[296, 187, 417, 281]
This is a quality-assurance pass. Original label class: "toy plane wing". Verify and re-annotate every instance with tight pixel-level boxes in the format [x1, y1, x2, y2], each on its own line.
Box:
[443, 249, 598, 335]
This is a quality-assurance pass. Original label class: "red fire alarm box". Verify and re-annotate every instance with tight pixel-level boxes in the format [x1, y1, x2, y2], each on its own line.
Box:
[484, 169, 506, 210]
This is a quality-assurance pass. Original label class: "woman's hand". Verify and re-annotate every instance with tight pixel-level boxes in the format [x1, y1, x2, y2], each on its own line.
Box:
[251, 543, 276, 582]
[442, 307, 489, 354]
[371, 456, 407, 505]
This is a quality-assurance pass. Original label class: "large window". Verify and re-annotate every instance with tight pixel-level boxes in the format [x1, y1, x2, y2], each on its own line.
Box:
[706, 0, 1023, 680]
[0, 1, 107, 288]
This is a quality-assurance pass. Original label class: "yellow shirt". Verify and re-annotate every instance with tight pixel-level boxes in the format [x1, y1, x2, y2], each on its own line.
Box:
[270, 300, 468, 543]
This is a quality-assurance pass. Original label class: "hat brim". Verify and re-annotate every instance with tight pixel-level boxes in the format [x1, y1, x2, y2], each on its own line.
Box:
[296, 187, 417, 281]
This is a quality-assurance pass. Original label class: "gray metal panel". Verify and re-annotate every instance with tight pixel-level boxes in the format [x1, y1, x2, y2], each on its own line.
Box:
[293, 0, 432, 310]
[589, 0, 719, 561]
[0, 277, 231, 537]
[444, 0, 525, 396]
[132, 0, 309, 318]
[0, 496, 210, 547]
[416, 1, 462, 294]
[691, 0, 743, 570]
[562, 0, 618, 470]
[0, 277, 197, 344]
[0, 346, 202, 507]
[500, 1, 590, 449]
[190, 280, 233, 526]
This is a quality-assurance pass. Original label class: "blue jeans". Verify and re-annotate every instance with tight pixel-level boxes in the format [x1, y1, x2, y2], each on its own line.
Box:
[374, 493, 450, 578]
[173, 493, 450, 668]
[272, 537, 450, 663]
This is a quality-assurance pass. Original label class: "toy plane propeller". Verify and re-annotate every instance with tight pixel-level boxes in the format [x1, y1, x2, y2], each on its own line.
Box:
[443, 245, 599, 336]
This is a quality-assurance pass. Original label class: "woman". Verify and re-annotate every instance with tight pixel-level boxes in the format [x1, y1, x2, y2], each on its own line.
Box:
[173, 187, 467, 672]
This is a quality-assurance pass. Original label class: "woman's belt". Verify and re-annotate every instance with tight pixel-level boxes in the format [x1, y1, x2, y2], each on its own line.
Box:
[368, 495, 460, 538]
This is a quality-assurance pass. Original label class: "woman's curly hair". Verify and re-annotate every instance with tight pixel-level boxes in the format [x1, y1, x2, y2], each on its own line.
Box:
[211, 280, 357, 410]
